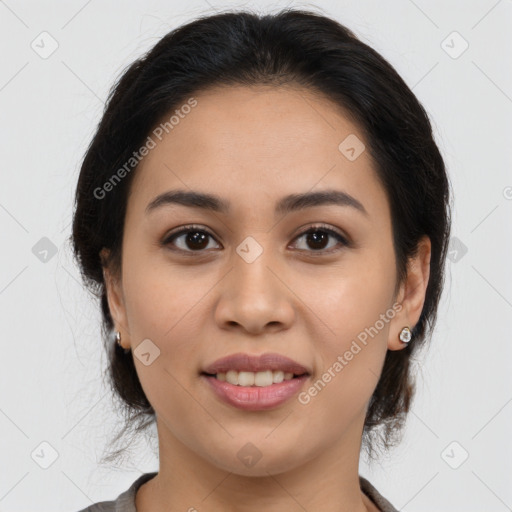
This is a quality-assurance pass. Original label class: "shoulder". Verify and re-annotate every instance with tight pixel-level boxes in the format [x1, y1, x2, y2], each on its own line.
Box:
[75, 500, 116, 512]
[74, 472, 158, 512]
[359, 476, 399, 512]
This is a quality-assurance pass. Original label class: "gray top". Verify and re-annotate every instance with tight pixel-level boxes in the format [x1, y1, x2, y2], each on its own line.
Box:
[76, 472, 398, 512]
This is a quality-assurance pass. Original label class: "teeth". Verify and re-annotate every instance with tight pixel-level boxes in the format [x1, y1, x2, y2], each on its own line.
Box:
[215, 370, 297, 386]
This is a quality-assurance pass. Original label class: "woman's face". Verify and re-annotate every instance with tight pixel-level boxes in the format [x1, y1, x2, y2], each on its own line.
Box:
[104, 85, 429, 476]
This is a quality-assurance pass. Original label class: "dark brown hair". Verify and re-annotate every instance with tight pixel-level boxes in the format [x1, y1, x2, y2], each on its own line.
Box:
[71, 8, 452, 465]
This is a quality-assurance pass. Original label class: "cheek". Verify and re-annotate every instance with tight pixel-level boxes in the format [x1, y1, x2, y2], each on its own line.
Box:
[123, 273, 174, 340]
[306, 247, 396, 338]
[120, 259, 206, 413]
[303, 249, 395, 388]
[122, 249, 206, 340]
[120, 252, 218, 395]
[296, 268, 394, 434]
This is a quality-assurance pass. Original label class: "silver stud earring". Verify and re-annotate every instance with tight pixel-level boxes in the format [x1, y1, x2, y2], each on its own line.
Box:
[115, 330, 130, 352]
[399, 326, 412, 343]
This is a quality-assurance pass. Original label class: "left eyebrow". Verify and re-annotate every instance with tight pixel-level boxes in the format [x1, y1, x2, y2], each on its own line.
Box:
[275, 189, 368, 217]
[145, 188, 368, 217]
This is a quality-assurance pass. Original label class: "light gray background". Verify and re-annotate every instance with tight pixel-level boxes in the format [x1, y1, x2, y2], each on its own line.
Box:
[1, 1, 511, 511]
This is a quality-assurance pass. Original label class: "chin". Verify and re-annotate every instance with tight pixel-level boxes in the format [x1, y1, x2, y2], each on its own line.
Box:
[205, 442, 308, 478]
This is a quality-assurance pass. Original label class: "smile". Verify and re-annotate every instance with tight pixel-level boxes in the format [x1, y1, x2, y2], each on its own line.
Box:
[204, 369, 304, 387]
[201, 372, 310, 411]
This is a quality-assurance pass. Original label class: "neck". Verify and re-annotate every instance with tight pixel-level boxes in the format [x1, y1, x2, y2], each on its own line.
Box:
[136, 415, 376, 512]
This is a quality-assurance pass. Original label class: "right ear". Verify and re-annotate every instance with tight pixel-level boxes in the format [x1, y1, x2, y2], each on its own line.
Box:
[100, 248, 130, 341]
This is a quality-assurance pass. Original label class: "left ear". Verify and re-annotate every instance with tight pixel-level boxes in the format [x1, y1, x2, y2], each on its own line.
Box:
[388, 235, 431, 351]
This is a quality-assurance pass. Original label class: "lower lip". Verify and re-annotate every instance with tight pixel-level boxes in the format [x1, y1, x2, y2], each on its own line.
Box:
[201, 374, 309, 411]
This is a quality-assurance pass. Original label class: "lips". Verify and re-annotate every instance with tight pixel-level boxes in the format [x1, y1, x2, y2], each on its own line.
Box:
[201, 352, 310, 376]
[202, 373, 310, 410]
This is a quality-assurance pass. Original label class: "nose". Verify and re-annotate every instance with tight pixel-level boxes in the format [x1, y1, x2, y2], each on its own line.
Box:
[213, 248, 296, 335]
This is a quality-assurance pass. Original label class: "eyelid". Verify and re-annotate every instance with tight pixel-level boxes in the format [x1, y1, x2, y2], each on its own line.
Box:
[161, 224, 220, 251]
[291, 223, 349, 245]
[161, 223, 350, 254]
[289, 223, 350, 255]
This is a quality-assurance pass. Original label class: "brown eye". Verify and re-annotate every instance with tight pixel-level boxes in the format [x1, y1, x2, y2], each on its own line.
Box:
[162, 223, 349, 256]
[162, 226, 220, 252]
[292, 225, 348, 253]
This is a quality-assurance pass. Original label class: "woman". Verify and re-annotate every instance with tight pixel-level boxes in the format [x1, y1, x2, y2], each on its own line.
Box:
[72, 8, 451, 512]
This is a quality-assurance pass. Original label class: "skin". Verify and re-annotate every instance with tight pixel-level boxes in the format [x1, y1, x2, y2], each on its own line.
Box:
[102, 85, 431, 512]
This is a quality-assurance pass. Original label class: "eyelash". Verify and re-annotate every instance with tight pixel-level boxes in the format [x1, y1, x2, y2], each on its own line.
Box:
[161, 223, 350, 256]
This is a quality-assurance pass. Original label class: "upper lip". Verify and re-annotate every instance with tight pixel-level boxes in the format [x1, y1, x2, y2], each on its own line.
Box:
[202, 352, 311, 375]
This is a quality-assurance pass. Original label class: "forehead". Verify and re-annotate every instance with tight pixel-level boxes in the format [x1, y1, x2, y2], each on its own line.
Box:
[128, 85, 389, 221]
